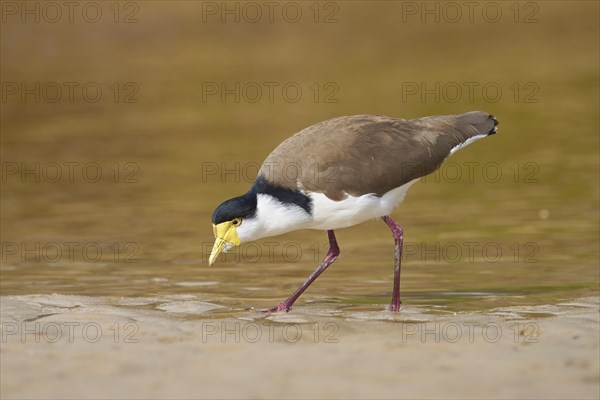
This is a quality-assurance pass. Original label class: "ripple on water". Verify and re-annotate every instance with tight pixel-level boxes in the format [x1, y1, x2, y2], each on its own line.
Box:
[156, 301, 225, 314]
[174, 281, 220, 287]
[117, 297, 164, 306]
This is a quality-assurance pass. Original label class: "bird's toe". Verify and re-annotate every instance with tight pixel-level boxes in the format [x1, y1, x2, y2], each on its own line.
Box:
[260, 302, 290, 313]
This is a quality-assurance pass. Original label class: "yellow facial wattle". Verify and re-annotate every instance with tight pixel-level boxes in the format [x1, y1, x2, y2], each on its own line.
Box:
[208, 221, 241, 266]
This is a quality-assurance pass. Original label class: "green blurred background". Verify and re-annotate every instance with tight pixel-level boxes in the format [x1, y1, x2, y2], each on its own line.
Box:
[1, 1, 598, 311]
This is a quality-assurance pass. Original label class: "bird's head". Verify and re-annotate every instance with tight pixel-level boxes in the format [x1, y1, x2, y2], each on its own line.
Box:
[209, 178, 314, 266]
[209, 193, 258, 266]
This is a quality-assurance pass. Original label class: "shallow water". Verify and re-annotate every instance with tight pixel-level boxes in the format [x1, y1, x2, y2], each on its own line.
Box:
[1, 2, 598, 317]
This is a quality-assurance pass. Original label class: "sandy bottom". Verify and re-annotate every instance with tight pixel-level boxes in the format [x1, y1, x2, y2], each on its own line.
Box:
[1, 295, 598, 399]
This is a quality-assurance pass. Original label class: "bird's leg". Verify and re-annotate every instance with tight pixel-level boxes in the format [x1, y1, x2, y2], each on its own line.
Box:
[262, 230, 340, 313]
[382, 215, 403, 312]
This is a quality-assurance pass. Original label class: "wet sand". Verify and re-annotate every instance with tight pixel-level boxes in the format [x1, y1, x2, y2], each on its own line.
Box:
[1, 295, 598, 399]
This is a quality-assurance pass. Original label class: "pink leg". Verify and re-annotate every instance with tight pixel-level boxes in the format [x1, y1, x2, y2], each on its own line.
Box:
[262, 230, 340, 313]
[382, 215, 403, 312]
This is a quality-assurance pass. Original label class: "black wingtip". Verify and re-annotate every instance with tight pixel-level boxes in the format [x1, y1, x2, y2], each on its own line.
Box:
[488, 115, 499, 135]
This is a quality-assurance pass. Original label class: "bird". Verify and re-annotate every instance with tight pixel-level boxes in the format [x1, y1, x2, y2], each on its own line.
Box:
[209, 111, 499, 312]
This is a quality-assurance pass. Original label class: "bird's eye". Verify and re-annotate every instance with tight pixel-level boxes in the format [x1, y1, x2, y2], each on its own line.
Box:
[231, 218, 242, 227]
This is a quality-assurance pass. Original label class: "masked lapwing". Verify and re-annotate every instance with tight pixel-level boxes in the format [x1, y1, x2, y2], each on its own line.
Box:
[209, 111, 499, 312]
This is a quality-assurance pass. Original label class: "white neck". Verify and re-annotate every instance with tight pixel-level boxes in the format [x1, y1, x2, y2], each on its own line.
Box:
[236, 194, 312, 242]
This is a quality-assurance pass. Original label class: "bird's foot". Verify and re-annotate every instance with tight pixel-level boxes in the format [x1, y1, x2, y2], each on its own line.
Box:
[261, 302, 291, 313]
[389, 300, 402, 312]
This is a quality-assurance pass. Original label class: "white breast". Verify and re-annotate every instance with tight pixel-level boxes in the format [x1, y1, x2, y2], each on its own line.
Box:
[240, 179, 419, 243]
[305, 179, 419, 230]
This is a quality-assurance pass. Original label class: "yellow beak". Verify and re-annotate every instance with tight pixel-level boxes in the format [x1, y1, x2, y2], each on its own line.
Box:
[208, 221, 241, 266]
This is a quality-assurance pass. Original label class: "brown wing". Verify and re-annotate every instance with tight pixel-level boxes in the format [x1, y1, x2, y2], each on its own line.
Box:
[258, 112, 498, 200]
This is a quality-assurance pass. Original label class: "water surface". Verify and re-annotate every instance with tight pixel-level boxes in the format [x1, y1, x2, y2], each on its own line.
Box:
[1, 3, 598, 316]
